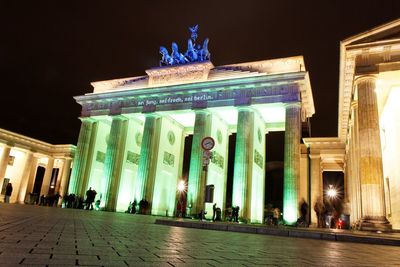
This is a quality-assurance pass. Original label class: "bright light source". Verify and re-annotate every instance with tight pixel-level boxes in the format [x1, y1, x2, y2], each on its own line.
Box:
[177, 180, 186, 192]
[327, 185, 337, 198]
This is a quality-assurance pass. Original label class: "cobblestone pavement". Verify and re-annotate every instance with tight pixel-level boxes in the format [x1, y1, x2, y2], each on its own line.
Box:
[0, 204, 400, 266]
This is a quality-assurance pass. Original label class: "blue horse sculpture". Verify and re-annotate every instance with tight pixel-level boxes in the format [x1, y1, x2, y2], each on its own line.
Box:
[184, 39, 198, 62]
[171, 42, 188, 65]
[160, 46, 173, 66]
[198, 38, 210, 61]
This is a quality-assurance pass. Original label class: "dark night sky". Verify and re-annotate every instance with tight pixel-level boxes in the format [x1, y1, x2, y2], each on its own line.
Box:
[1, 1, 399, 145]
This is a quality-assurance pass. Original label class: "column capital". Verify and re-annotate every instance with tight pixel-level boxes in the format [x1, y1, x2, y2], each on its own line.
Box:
[284, 102, 301, 109]
[79, 117, 97, 123]
[193, 109, 211, 115]
[236, 106, 255, 112]
[144, 112, 161, 119]
[309, 154, 321, 160]
[110, 114, 128, 121]
[354, 75, 377, 86]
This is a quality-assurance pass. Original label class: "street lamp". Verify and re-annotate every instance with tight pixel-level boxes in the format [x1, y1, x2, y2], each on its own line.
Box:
[177, 180, 186, 217]
[327, 185, 337, 199]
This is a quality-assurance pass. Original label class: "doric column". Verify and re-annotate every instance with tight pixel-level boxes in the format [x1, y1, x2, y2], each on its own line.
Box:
[232, 107, 254, 220]
[24, 156, 38, 198]
[135, 114, 161, 212]
[68, 118, 97, 195]
[40, 157, 54, 196]
[103, 116, 128, 211]
[0, 145, 11, 189]
[309, 154, 321, 225]
[283, 103, 301, 225]
[17, 151, 34, 203]
[57, 158, 72, 206]
[356, 76, 391, 230]
[187, 110, 211, 216]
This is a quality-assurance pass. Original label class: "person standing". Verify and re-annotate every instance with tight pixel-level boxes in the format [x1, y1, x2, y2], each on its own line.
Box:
[212, 203, 217, 221]
[4, 183, 13, 203]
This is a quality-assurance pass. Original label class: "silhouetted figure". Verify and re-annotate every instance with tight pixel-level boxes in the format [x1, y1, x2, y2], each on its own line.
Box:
[198, 209, 207, 221]
[212, 203, 217, 221]
[215, 208, 222, 221]
[265, 203, 274, 225]
[297, 198, 309, 227]
[233, 206, 240, 222]
[4, 183, 13, 203]
[131, 199, 137, 214]
[324, 199, 334, 228]
[314, 197, 324, 228]
[139, 199, 145, 214]
[85, 187, 96, 210]
[126, 202, 132, 213]
[273, 207, 281, 225]
[39, 194, 45, 206]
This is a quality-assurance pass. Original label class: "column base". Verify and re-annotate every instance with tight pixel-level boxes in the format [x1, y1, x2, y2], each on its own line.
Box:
[360, 216, 392, 232]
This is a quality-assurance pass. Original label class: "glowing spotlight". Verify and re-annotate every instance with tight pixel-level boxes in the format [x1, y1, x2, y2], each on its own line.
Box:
[327, 185, 337, 199]
[177, 180, 186, 192]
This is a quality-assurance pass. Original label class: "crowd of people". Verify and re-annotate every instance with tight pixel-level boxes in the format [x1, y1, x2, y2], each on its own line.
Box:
[314, 196, 346, 229]
[125, 199, 150, 214]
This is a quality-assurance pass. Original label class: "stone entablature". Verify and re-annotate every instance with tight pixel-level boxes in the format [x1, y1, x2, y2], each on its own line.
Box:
[338, 18, 400, 141]
[303, 137, 346, 172]
[0, 128, 75, 159]
[78, 70, 313, 119]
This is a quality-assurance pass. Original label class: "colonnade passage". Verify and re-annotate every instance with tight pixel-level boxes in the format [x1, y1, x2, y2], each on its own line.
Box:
[67, 103, 303, 224]
[0, 128, 74, 206]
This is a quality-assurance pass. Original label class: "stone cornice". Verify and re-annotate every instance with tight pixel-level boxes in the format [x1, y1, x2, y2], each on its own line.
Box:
[0, 128, 76, 159]
[338, 19, 400, 141]
[76, 71, 314, 119]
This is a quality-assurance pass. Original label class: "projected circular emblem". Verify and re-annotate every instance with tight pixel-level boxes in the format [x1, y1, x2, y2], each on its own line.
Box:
[217, 129, 223, 144]
[257, 128, 262, 144]
[168, 131, 175, 145]
[135, 132, 142, 147]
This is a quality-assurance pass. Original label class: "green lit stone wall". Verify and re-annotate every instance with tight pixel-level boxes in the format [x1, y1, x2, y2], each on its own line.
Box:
[116, 117, 144, 212]
[151, 117, 184, 216]
[86, 120, 111, 206]
[250, 112, 266, 223]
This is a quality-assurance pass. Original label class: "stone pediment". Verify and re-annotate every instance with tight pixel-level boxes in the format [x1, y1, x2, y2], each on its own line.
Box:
[343, 18, 400, 46]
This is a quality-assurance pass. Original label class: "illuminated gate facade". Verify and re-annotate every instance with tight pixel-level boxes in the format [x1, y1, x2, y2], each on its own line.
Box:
[69, 56, 314, 224]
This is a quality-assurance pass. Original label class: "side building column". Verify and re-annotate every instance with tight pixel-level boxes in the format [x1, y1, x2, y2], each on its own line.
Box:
[103, 116, 128, 211]
[40, 157, 54, 197]
[135, 114, 161, 213]
[58, 158, 73, 206]
[0, 145, 11, 191]
[283, 103, 301, 225]
[68, 118, 98, 195]
[309, 154, 321, 226]
[232, 107, 254, 220]
[17, 151, 34, 203]
[187, 110, 211, 216]
[356, 76, 391, 231]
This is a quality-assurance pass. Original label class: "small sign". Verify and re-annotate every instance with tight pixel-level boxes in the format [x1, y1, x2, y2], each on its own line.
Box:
[203, 158, 210, 166]
[203, 150, 212, 159]
[201, 137, 215, 150]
